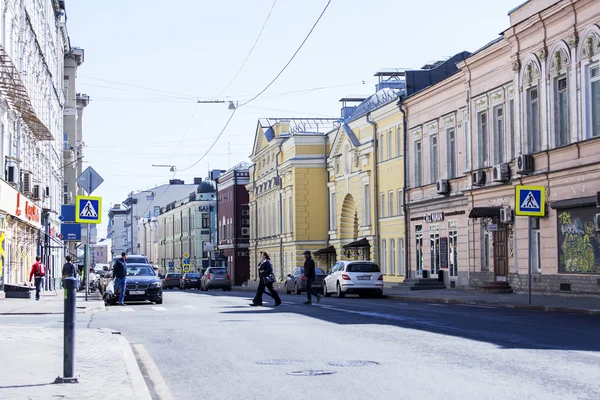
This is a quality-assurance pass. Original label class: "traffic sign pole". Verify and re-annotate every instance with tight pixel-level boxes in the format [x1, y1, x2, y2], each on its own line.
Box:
[528, 217, 532, 306]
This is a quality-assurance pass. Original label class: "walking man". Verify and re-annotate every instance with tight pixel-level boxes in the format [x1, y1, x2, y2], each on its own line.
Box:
[302, 250, 321, 305]
[28, 256, 45, 301]
[112, 252, 127, 306]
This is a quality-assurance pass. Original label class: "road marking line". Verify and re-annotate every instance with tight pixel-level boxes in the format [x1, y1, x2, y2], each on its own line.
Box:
[152, 306, 167, 312]
[182, 305, 195, 309]
[132, 343, 174, 400]
[120, 308, 135, 312]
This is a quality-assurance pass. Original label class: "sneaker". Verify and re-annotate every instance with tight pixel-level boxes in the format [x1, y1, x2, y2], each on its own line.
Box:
[316, 295, 321, 304]
[303, 300, 312, 305]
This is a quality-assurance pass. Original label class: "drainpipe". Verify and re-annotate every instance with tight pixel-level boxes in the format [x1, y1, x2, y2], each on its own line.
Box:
[276, 141, 283, 280]
[400, 102, 410, 279]
[324, 134, 330, 269]
[252, 165, 258, 280]
[233, 172, 238, 283]
[366, 112, 379, 262]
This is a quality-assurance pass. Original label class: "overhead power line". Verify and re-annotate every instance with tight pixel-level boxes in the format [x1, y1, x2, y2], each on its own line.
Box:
[214, 0, 278, 98]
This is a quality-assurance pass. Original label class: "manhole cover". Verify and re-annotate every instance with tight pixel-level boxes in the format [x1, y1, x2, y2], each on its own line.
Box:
[328, 360, 379, 367]
[287, 370, 337, 376]
[256, 359, 302, 366]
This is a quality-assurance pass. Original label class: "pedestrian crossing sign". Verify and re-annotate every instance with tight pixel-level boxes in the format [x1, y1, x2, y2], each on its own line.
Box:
[75, 196, 102, 224]
[515, 186, 545, 217]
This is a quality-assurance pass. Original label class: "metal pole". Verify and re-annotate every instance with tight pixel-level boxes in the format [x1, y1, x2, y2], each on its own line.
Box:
[85, 224, 90, 301]
[528, 216, 532, 306]
[55, 277, 78, 383]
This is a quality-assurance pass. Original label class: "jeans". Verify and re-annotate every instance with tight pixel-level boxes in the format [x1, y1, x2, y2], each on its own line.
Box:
[306, 277, 320, 302]
[253, 278, 281, 305]
[34, 277, 43, 300]
[114, 277, 126, 304]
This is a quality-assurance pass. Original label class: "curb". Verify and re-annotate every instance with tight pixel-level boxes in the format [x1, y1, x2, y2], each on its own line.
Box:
[115, 334, 153, 400]
[383, 294, 600, 315]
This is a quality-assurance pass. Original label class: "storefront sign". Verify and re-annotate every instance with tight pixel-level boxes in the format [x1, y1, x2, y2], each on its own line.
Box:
[425, 212, 445, 223]
[440, 237, 448, 269]
[488, 223, 498, 231]
[0, 180, 42, 229]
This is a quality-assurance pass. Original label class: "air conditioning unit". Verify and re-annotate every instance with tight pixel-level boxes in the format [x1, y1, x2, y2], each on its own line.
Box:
[32, 185, 40, 200]
[594, 214, 600, 231]
[492, 163, 510, 182]
[472, 170, 486, 186]
[241, 227, 250, 235]
[500, 207, 513, 223]
[436, 179, 450, 195]
[516, 154, 534, 175]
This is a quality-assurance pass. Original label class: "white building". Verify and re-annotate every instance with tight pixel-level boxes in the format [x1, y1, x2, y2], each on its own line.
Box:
[0, 1, 72, 291]
[108, 204, 128, 261]
[139, 216, 159, 265]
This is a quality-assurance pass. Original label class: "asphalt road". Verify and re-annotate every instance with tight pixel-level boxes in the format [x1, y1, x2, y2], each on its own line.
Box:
[84, 289, 600, 400]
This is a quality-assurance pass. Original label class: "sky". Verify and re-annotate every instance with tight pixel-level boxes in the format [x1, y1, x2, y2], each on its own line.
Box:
[65, 0, 523, 238]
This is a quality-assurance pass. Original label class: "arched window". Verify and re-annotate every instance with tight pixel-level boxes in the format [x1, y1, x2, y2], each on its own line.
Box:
[522, 56, 542, 153]
[578, 26, 600, 138]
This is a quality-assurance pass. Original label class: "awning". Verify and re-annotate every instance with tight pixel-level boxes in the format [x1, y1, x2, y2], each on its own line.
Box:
[468, 207, 502, 219]
[550, 195, 596, 210]
[343, 238, 370, 249]
[314, 245, 336, 256]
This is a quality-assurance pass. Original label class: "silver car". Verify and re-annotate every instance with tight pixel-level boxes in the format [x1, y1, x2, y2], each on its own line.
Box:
[199, 267, 232, 291]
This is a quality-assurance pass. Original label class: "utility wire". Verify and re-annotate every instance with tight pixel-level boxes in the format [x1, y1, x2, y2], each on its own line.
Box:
[166, 103, 200, 162]
[78, 76, 198, 99]
[214, 0, 277, 98]
[237, 0, 333, 108]
[178, 0, 333, 173]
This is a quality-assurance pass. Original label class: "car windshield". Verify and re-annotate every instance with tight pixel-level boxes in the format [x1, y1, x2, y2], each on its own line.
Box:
[126, 265, 155, 276]
[346, 263, 381, 273]
[209, 269, 227, 274]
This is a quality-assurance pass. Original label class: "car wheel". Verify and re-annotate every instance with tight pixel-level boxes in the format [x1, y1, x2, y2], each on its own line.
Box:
[295, 283, 301, 295]
[155, 299, 163, 304]
[374, 291, 383, 299]
[323, 283, 332, 297]
[336, 282, 345, 298]
[285, 283, 291, 295]
[222, 288, 227, 291]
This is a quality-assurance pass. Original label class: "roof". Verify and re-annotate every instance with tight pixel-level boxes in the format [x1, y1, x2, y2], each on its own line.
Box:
[342, 123, 361, 147]
[347, 87, 401, 122]
[197, 180, 216, 194]
[374, 68, 408, 77]
[227, 161, 252, 172]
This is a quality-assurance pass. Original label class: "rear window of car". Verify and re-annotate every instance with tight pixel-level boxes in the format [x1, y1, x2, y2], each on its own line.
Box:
[167, 274, 182, 278]
[186, 273, 200, 278]
[208, 268, 227, 274]
[346, 263, 381, 273]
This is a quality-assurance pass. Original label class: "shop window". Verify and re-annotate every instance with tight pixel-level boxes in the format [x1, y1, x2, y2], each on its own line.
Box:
[557, 207, 600, 273]
[415, 225, 423, 275]
[481, 225, 490, 271]
[449, 228, 458, 278]
[430, 229, 440, 276]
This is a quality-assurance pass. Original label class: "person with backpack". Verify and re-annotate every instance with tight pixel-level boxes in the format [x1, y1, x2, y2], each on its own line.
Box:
[61, 255, 78, 289]
[29, 256, 46, 301]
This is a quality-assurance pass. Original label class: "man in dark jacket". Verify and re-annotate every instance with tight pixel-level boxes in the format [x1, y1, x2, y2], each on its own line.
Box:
[112, 252, 127, 306]
[303, 250, 321, 305]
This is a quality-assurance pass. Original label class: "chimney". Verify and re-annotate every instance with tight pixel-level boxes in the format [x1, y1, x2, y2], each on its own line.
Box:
[194, 177, 203, 185]
[169, 179, 185, 185]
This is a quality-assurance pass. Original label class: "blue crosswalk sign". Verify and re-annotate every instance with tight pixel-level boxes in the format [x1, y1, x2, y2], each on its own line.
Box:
[75, 196, 102, 224]
[515, 186, 545, 217]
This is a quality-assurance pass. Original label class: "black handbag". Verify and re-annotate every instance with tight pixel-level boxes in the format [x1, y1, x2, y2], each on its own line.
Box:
[263, 273, 276, 284]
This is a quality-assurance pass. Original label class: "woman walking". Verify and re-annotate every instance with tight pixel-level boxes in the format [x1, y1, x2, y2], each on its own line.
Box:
[250, 251, 281, 307]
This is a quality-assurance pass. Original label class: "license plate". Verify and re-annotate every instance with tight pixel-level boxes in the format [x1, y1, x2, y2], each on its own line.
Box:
[130, 290, 145, 295]
[191, 279, 197, 282]
[357, 276, 371, 280]
[214, 277, 223, 280]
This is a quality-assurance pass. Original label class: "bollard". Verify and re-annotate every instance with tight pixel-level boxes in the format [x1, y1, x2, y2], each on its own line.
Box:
[54, 277, 78, 384]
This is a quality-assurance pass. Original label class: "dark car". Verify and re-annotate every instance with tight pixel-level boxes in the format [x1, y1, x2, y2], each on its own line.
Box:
[199, 267, 232, 291]
[162, 273, 182, 289]
[285, 267, 326, 295]
[105, 263, 162, 305]
[111, 255, 149, 266]
[180, 273, 201, 290]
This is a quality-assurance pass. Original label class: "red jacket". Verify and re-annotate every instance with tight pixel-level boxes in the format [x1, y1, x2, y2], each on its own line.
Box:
[29, 262, 43, 281]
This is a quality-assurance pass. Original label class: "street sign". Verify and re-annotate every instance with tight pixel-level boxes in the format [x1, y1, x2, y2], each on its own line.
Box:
[75, 196, 102, 224]
[515, 185, 545, 217]
[168, 261, 175, 268]
[488, 223, 498, 231]
[76, 166, 104, 195]
[183, 265, 190, 272]
[60, 223, 82, 241]
[60, 205, 76, 222]
[183, 252, 189, 259]
[183, 258, 190, 265]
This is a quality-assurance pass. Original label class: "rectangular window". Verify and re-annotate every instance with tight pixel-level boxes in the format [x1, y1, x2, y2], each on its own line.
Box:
[555, 76, 569, 147]
[388, 191, 394, 217]
[396, 126, 402, 157]
[430, 231, 440, 276]
[380, 240, 387, 275]
[430, 134, 438, 183]
[202, 214, 210, 229]
[397, 189, 403, 216]
[288, 196, 293, 233]
[380, 193, 385, 218]
[509, 99, 515, 160]
[387, 130, 392, 160]
[330, 192, 336, 230]
[414, 140, 422, 187]
[447, 128, 456, 179]
[398, 238, 405, 276]
[493, 105, 504, 164]
[527, 86, 540, 152]
[379, 134, 385, 161]
[589, 65, 600, 137]
[478, 111, 488, 167]
[449, 228, 458, 278]
[415, 226, 423, 275]
[363, 184, 370, 226]
[390, 239, 395, 276]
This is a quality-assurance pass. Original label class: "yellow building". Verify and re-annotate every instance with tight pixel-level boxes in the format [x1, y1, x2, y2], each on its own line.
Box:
[247, 118, 337, 281]
[323, 73, 406, 283]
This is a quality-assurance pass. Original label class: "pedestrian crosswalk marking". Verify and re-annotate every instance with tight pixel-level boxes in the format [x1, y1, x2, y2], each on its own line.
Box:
[182, 305, 194, 309]
[151, 306, 167, 312]
[120, 308, 135, 312]
[520, 191, 540, 210]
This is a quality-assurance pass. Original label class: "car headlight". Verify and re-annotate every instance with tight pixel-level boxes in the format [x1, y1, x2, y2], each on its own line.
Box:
[150, 282, 161, 288]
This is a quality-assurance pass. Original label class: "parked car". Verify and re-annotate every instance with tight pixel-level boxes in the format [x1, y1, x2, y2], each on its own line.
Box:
[285, 267, 326, 294]
[180, 273, 201, 290]
[323, 261, 383, 298]
[104, 263, 162, 305]
[162, 273, 182, 289]
[111, 255, 150, 266]
[199, 267, 232, 291]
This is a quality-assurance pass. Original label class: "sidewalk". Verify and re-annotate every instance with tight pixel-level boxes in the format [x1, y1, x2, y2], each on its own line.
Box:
[0, 290, 106, 315]
[0, 325, 151, 399]
[234, 283, 600, 315]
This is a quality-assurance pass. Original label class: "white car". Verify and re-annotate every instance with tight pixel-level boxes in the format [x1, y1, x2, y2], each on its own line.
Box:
[323, 260, 384, 298]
